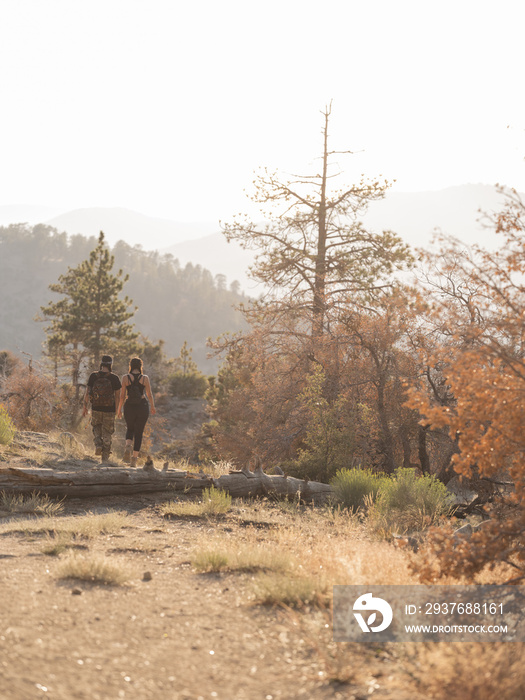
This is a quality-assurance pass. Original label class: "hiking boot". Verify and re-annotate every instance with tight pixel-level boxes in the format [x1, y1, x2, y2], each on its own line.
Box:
[95, 446, 103, 456]
[143, 457, 154, 472]
[130, 456, 137, 468]
[123, 446, 132, 463]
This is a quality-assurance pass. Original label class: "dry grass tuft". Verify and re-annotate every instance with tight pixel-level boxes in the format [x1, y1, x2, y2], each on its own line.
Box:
[41, 532, 88, 556]
[9, 446, 61, 466]
[201, 460, 235, 477]
[0, 490, 64, 517]
[160, 487, 232, 518]
[252, 572, 330, 608]
[65, 511, 129, 538]
[193, 542, 293, 574]
[193, 550, 230, 572]
[0, 510, 129, 539]
[55, 552, 132, 585]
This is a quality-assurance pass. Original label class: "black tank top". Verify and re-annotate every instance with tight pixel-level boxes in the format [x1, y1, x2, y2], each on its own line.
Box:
[125, 373, 146, 404]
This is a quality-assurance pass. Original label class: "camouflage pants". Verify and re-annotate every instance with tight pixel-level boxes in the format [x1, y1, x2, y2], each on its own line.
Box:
[91, 411, 115, 453]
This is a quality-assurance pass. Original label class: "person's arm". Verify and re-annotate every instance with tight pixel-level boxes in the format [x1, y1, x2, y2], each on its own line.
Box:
[117, 375, 127, 418]
[144, 376, 156, 415]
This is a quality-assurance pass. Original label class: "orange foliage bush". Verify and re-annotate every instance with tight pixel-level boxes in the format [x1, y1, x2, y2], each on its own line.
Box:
[408, 187, 525, 583]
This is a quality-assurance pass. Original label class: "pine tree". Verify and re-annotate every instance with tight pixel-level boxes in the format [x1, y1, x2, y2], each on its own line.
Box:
[222, 103, 412, 338]
[168, 341, 208, 398]
[41, 232, 138, 388]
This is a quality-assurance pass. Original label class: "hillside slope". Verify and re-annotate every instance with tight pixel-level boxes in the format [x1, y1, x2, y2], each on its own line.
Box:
[0, 225, 245, 371]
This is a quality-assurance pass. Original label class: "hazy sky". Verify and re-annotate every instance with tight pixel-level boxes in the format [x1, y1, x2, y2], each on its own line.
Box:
[1, 0, 523, 223]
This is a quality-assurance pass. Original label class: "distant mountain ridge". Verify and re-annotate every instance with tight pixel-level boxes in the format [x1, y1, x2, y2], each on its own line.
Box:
[46, 208, 219, 249]
[0, 184, 516, 293]
[163, 184, 512, 291]
[364, 183, 508, 247]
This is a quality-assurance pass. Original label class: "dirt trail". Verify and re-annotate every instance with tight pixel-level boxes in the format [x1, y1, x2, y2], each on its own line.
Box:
[0, 432, 424, 700]
[0, 498, 423, 700]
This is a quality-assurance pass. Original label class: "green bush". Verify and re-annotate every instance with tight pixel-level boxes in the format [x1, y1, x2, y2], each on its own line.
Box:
[379, 468, 451, 512]
[0, 405, 15, 445]
[168, 372, 209, 399]
[287, 367, 374, 483]
[331, 468, 387, 512]
[370, 468, 452, 535]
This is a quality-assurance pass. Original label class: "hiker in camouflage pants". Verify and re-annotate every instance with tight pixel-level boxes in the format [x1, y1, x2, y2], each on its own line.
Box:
[91, 410, 116, 455]
[82, 355, 122, 462]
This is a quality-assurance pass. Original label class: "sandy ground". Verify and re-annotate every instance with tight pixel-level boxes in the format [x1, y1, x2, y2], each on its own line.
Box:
[0, 490, 427, 700]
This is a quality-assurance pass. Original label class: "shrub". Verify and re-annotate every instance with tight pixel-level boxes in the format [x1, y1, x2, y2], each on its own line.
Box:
[379, 468, 451, 512]
[0, 404, 15, 445]
[370, 467, 452, 535]
[286, 367, 375, 483]
[168, 371, 209, 399]
[1, 367, 60, 431]
[330, 468, 387, 512]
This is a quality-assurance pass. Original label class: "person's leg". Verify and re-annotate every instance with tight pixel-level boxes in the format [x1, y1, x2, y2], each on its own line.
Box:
[133, 403, 150, 454]
[130, 403, 149, 466]
[123, 440, 133, 463]
[123, 403, 135, 463]
[101, 412, 115, 461]
[91, 411, 103, 455]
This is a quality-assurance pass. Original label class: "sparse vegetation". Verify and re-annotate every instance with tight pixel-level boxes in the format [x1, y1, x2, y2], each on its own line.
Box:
[192, 550, 230, 573]
[41, 532, 86, 556]
[330, 467, 386, 512]
[0, 404, 15, 445]
[368, 467, 452, 535]
[193, 542, 292, 574]
[0, 510, 129, 538]
[63, 511, 130, 538]
[160, 486, 232, 518]
[55, 552, 132, 585]
[407, 643, 525, 700]
[0, 490, 63, 516]
[252, 572, 329, 608]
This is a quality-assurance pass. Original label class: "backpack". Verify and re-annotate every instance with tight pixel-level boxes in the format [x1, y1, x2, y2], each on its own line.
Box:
[90, 372, 115, 408]
[126, 373, 144, 405]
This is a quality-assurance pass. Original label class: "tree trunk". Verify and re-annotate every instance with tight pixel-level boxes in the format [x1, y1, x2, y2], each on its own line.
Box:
[376, 376, 395, 474]
[0, 462, 334, 504]
[312, 106, 330, 339]
[399, 424, 412, 469]
[418, 424, 431, 475]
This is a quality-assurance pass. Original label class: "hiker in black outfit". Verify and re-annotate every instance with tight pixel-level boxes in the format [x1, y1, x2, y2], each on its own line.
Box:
[117, 357, 156, 467]
[82, 354, 122, 462]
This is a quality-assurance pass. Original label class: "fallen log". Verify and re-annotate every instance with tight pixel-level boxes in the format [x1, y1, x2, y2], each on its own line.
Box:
[212, 461, 333, 504]
[0, 465, 212, 498]
[0, 461, 334, 504]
